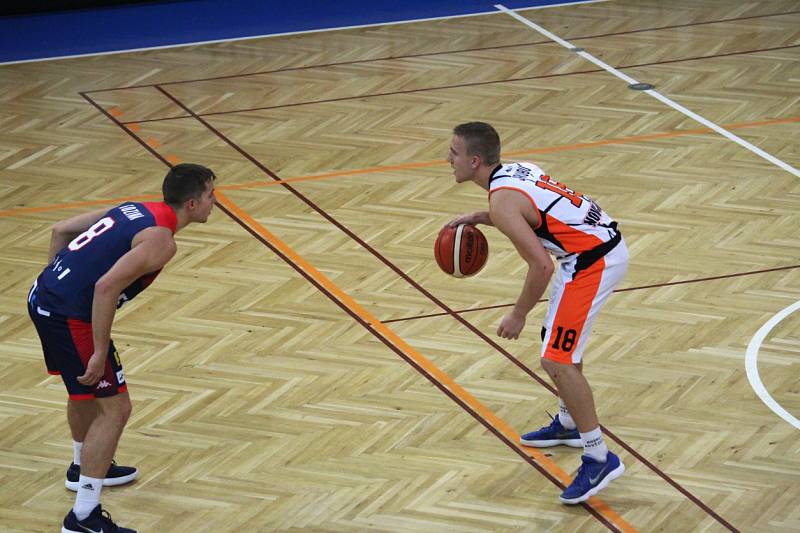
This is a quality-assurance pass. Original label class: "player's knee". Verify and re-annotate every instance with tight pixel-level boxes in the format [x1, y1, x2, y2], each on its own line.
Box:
[540, 356, 570, 376]
[117, 395, 132, 424]
[98, 394, 132, 426]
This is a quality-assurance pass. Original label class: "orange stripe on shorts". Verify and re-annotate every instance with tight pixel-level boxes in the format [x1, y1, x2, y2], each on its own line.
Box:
[542, 257, 605, 364]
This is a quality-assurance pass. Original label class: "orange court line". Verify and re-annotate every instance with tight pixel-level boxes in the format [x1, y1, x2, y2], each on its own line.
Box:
[215, 189, 637, 533]
[2, 114, 797, 219]
[0, 194, 161, 217]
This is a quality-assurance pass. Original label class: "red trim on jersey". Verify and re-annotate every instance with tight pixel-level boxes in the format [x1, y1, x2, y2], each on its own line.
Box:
[142, 202, 178, 234]
[489, 186, 542, 228]
[48, 370, 61, 375]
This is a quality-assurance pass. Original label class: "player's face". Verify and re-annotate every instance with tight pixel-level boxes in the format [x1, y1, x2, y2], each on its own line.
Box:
[447, 135, 476, 183]
[190, 181, 216, 223]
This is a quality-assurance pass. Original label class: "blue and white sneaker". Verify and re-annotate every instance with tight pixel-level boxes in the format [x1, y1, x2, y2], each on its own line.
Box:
[62, 504, 136, 533]
[65, 460, 138, 491]
[559, 452, 625, 504]
[520, 414, 582, 448]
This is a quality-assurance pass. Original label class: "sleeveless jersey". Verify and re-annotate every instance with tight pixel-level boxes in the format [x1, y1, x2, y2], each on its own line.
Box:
[489, 162, 618, 259]
[35, 202, 177, 321]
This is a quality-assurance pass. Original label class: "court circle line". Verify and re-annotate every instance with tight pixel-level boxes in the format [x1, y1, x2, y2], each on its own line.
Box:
[745, 300, 800, 430]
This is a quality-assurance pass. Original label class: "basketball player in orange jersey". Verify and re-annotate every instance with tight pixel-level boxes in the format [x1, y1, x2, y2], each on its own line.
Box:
[27, 164, 215, 532]
[446, 122, 627, 504]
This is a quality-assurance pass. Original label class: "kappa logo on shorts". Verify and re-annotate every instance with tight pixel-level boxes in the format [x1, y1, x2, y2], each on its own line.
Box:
[116, 370, 125, 384]
[97, 380, 112, 389]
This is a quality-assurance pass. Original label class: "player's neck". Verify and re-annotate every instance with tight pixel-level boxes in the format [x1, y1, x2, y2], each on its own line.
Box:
[474, 165, 493, 191]
[174, 209, 191, 232]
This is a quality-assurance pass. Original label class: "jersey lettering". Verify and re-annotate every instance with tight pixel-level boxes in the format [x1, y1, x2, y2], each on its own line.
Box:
[583, 200, 603, 226]
[119, 204, 145, 220]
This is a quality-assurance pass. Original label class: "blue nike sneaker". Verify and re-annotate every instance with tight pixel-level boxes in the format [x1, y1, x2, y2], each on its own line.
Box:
[62, 504, 136, 533]
[520, 414, 582, 448]
[560, 452, 625, 504]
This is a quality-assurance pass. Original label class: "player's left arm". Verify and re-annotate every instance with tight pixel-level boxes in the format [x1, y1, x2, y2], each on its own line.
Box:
[78, 227, 177, 385]
[48, 208, 109, 262]
[490, 189, 554, 339]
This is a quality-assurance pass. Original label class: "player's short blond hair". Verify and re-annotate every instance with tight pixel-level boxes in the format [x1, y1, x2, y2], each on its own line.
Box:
[453, 122, 501, 165]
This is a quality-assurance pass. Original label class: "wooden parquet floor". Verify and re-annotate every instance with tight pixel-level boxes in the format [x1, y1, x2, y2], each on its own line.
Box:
[1, 0, 799, 531]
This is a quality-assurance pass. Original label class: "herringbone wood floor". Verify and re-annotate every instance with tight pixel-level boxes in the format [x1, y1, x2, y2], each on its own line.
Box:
[1, 0, 799, 531]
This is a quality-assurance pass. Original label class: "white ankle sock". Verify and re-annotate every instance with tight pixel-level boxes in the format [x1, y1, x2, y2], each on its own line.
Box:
[558, 399, 577, 430]
[580, 427, 608, 462]
[73, 475, 102, 520]
[73, 440, 83, 466]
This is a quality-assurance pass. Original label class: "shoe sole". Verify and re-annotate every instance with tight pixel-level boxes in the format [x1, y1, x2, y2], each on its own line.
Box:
[559, 461, 625, 505]
[519, 437, 583, 448]
[65, 470, 138, 491]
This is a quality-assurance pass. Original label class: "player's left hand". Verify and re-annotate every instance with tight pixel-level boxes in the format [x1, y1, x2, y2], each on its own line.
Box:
[497, 312, 526, 339]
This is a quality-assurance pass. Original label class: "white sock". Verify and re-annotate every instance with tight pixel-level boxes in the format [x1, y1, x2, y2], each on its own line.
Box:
[580, 427, 608, 462]
[558, 399, 577, 430]
[73, 475, 103, 520]
[73, 440, 83, 466]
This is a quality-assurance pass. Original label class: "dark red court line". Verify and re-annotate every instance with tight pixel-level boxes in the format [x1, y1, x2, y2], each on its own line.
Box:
[80, 89, 620, 530]
[384, 264, 800, 324]
[118, 43, 800, 124]
[80, 91, 173, 167]
[144, 84, 738, 531]
[212, 201, 623, 530]
[84, 8, 800, 94]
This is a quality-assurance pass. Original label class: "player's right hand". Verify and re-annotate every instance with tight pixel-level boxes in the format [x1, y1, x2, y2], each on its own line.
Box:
[78, 351, 105, 386]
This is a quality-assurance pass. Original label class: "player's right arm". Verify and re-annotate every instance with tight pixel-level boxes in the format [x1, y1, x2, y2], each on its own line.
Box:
[489, 189, 554, 340]
[78, 227, 177, 386]
[49, 208, 109, 262]
[446, 211, 493, 227]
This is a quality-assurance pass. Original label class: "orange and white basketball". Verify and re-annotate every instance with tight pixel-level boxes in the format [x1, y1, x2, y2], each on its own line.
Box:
[434, 224, 489, 278]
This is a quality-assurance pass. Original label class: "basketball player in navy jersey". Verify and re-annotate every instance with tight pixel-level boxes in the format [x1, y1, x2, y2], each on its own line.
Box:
[446, 122, 627, 504]
[27, 163, 215, 533]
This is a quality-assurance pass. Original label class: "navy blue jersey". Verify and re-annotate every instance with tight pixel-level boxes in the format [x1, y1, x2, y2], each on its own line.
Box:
[35, 202, 177, 321]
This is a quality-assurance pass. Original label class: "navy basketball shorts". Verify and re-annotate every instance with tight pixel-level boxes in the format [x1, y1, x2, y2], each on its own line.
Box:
[27, 299, 127, 400]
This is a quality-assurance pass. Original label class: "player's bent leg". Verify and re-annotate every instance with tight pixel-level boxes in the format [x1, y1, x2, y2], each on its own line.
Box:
[78, 393, 133, 481]
[540, 358, 599, 432]
[67, 398, 98, 441]
[65, 394, 137, 491]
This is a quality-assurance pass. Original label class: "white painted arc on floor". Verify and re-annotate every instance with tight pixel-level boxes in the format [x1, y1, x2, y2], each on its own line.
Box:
[745, 300, 800, 430]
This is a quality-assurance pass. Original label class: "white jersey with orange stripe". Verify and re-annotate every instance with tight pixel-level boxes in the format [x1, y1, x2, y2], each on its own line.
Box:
[488, 162, 618, 258]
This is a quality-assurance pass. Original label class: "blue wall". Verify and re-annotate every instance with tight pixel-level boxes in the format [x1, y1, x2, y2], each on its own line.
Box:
[0, 0, 590, 63]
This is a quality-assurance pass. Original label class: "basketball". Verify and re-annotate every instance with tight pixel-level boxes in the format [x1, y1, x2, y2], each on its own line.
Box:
[434, 224, 489, 278]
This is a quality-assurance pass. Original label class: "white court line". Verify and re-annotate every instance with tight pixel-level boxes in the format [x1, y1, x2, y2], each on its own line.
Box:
[494, 4, 800, 178]
[0, 0, 608, 66]
[746, 301, 800, 430]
